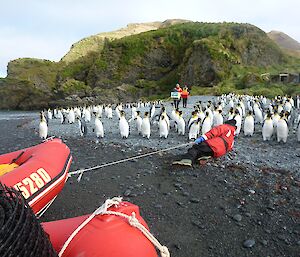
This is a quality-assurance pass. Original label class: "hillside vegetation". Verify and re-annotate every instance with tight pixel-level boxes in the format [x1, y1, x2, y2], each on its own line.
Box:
[1, 21, 300, 110]
[268, 30, 300, 58]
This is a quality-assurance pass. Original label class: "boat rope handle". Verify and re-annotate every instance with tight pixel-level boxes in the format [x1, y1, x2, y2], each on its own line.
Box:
[10, 151, 25, 164]
[69, 142, 193, 181]
[58, 197, 122, 257]
[58, 197, 170, 257]
[103, 210, 170, 257]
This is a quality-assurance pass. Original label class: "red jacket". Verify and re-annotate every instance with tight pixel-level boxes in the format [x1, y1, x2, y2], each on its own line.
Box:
[181, 90, 189, 98]
[202, 124, 235, 157]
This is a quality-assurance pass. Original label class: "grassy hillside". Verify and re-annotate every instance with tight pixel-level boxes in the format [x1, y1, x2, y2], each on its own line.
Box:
[80, 22, 288, 96]
[1, 21, 300, 110]
[61, 19, 190, 63]
[268, 31, 300, 58]
[7, 58, 60, 90]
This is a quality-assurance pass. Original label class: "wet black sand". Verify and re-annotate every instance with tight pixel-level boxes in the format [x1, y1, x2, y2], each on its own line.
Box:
[1, 116, 299, 257]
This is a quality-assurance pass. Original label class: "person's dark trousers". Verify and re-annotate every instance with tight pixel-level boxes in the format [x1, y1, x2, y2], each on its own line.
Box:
[173, 99, 179, 109]
[182, 98, 187, 108]
[181, 142, 213, 163]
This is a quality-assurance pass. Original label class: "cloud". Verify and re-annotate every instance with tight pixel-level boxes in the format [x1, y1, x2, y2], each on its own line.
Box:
[0, 28, 74, 77]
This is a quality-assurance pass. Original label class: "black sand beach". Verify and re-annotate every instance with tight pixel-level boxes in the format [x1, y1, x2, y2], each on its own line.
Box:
[0, 105, 299, 257]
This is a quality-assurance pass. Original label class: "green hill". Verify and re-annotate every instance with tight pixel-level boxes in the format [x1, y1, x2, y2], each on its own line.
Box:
[1, 21, 299, 110]
[268, 30, 300, 58]
[61, 19, 190, 63]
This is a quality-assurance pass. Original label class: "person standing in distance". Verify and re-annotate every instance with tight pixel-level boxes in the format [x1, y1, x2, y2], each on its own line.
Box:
[181, 86, 190, 108]
[172, 84, 182, 109]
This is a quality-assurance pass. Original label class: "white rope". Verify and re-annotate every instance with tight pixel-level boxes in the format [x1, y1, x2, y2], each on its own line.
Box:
[69, 142, 193, 179]
[36, 196, 57, 219]
[58, 197, 170, 257]
[103, 210, 170, 257]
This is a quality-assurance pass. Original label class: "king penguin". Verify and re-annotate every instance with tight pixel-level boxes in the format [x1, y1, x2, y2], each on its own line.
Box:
[177, 111, 185, 135]
[254, 103, 263, 124]
[131, 105, 137, 120]
[95, 114, 104, 138]
[262, 112, 274, 141]
[272, 110, 280, 130]
[188, 111, 198, 128]
[107, 105, 113, 119]
[213, 109, 223, 127]
[159, 114, 169, 139]
[150, 103, 156, 120]
[39, 112, 48, 140]
[276, 113, 288, 143]
[228, 107, 235, 120]
[68, 108, 75, 124]
[297, 120, 300, 142]
[201, 111, 212, 135]
[47, 109, 53, 120]
[135, 111, 143, 135]
[77, 117, 88, 137]
[244, 111, 254, 136]
[141, 112, 151, 139]
[233, 109, 242, 136]
[189, 118, 200, 140]
[119, 110, 129, 139]
[83, 107, 91, 123]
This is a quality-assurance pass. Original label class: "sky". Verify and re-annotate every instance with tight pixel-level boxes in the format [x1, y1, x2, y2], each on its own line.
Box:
[1, 0, 300, 77]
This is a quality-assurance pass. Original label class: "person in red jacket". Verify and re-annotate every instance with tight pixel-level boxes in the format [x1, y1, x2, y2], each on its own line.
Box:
[181, 87, 189, 108]
[173, 119, 237, 167]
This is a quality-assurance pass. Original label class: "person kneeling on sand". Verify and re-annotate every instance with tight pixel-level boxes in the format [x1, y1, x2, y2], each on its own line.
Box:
[173, 119, 237, 167]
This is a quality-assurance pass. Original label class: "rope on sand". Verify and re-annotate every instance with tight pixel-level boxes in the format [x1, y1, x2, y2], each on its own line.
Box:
[68, 142, 193, 181]
[58, 197, 170, 257]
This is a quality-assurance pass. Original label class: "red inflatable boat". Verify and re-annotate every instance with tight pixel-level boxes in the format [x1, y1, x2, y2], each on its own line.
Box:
[42, 199, 165, 257]
[0, 138, 72, 216]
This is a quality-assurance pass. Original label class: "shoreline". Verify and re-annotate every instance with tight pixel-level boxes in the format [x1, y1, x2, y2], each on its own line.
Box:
[0, 98, 299, 257]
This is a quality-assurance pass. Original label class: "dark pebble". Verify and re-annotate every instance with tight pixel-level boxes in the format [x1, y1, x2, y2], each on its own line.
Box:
[191, 220, 205, 229]
[233, 214, 242, 222]
[172, 243, 181, 250]
[243, 239, 255, 248]
[190, 198, 200, 203]
[176, 201, 185, 207]
[182, 191, 190, 197]
[261, 240, 268, 246]
[174, 183, 182, 188]
[123, 189, 131, 197]
[277, 234, 286, 241]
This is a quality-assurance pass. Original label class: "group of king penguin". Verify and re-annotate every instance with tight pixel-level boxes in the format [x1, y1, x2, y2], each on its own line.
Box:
[39, 94, 300, 143]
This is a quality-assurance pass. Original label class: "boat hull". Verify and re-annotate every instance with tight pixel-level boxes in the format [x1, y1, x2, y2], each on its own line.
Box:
[0, 138, 72, 215]
[42, 202, 158, 257]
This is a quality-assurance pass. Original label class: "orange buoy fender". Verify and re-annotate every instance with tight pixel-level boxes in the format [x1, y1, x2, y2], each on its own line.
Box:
[42, 202, 158, 257]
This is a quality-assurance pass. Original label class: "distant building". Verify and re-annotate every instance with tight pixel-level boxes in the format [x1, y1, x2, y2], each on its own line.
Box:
[269, 73, 300, 83]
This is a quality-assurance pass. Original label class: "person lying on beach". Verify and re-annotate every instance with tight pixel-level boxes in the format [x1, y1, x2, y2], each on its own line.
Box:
[173, 119, 237, 167]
